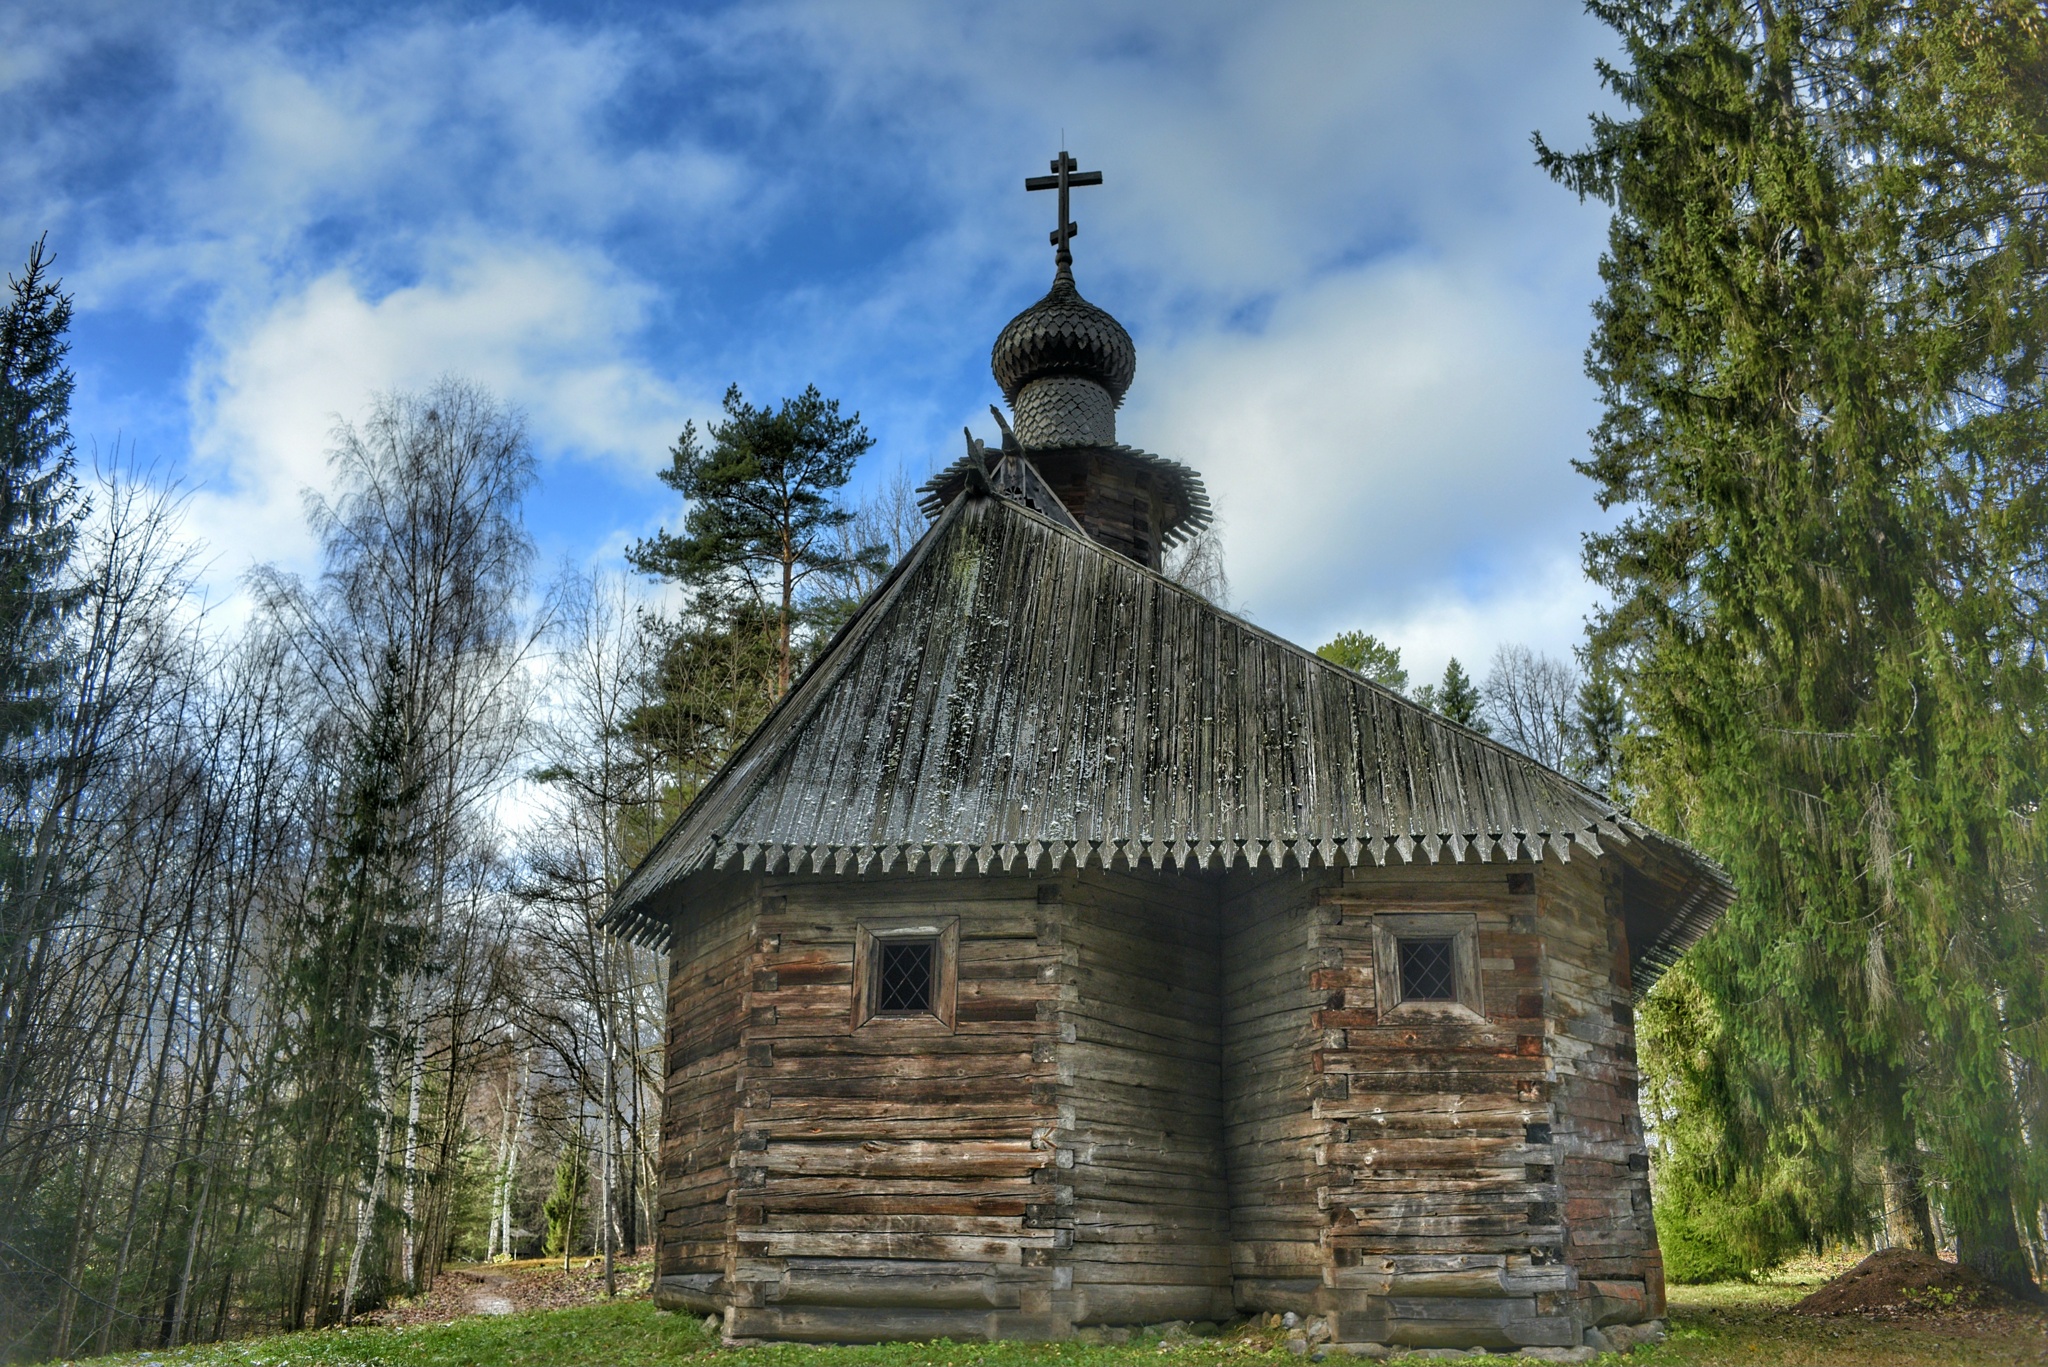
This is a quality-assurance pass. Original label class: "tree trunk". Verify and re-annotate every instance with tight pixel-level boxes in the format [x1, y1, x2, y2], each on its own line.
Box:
[603, 1036, 617, 1297]
[487, 1071, 514, 1259]
[399, 1019, 424, 1287]
[94, 923, 196, 1353]
[341, 1100, 392, 1323]
[500, 1050, 530, 1258]
[1881, 1157, 1937, 1253]
[291, 1169, 331, 1331]
[167, 1158, 214, 1347]
[777, 538, 794, 696]
[1953, 1179, 2044, 1300]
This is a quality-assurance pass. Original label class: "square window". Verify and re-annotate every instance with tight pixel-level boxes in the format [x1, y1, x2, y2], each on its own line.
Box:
[852, 919, 959, 1030]
[874, 939, 936, 1015]
[1398, 937, 1457, 1001]
[1371, 913, 1482, 1020]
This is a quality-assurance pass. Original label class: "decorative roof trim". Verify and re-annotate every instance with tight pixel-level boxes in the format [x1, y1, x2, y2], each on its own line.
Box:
[610, 823, 1736, 981]
[605, 486, 1735, 992]
[918, 441, 1214, 548]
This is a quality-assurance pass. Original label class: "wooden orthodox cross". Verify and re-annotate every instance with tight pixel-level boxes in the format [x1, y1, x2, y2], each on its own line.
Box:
[1025, 150, 1102, 268]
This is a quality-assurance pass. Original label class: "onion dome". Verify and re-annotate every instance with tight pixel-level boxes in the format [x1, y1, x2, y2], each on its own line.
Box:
[990, 268, 1136, 408]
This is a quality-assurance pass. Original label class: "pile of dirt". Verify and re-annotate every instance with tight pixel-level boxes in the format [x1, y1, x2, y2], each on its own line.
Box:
[1794, 1247, 2011, 1315]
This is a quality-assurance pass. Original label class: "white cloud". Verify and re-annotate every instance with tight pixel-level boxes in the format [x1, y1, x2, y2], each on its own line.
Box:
[1364, 550, 1601, 694]
[772, 0, 1613, 307]
[1128, 249, 1601, 653]
[181, 239, 697, 582]
[12, 0, 1628, 672]
[41, 10, 747, 315]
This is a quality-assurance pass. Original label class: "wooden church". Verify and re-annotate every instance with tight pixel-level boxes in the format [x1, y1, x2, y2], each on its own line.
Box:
[608, 153, 1734, 1352]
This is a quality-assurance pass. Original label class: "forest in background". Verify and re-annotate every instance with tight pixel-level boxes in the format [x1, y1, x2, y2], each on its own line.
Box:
[1542, 0, 2048, 1298]
[0, 262, 963, 1359]
[4, 0, 2048, 1359]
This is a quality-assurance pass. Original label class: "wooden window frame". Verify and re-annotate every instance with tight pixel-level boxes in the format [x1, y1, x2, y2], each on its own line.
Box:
[852, 917, 959, 1031]
[1372, 912, 1483, 1022]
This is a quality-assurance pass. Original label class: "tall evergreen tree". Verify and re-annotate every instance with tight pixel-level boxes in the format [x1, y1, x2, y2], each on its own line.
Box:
[629, 385, 885, 695]
[1541, 0, 2048, 1290]
[0, 237, 81, 791]
[0, 239, 87, 1267]
[1435, 658, 1486, 733]
[1414, 657, 1489, 734]
[280, 653, 427, 1328]
[1571, 671, 1626, 794]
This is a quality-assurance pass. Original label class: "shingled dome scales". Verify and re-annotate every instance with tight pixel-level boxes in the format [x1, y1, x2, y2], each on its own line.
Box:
[991, 268, 1136, 440]
[615, 147, 1737, 1352]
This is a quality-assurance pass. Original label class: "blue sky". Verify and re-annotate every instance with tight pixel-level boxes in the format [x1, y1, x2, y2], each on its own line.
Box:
[5, 1, 1623, 679]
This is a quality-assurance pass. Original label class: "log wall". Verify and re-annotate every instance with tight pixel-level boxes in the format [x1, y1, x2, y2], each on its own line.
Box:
[657, 871, 756, 1311]
[1054, 870, 1233, 1324]
[652, 859, 1662, 1347]
[1211, 859, 1659, 1348]
[1541, 857, 1664, 1326]
[726, 872, 1063, 1342]
[1311, 862, 1573, 1349]
[1219, 872, 1326, 1311]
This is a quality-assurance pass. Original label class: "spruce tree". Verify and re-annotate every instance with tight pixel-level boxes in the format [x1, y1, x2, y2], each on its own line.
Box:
[0, 236, 82, 798]
[542, 1140, 589, 1261]
[1541, 0, 2048, 1289]
[281, 653, 427, 1328]
[0, 239, 86, 1212]
[1571, 672, 1626, 794]
[1416, 657, 1487, 734]
[629, 385, 885, 695]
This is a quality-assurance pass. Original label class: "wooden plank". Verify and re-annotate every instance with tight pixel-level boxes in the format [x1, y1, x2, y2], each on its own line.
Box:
[756, 1140, 1047, 1179]
[737, 1231, 1048, 1262]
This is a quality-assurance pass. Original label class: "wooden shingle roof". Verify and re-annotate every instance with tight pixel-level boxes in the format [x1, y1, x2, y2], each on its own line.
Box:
[610, 483, 1732, 990]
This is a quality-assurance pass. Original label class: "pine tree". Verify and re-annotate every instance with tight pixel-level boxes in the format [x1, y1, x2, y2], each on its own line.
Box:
[621, 597, 782, 850]
[629, 385, 885, 695]
[0, 236, 83, 797]
[1315, 631, 1408, 693]
[1540, 0, 2048, 1290]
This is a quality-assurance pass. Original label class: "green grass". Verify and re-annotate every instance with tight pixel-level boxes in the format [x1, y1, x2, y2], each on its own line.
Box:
[61, 1282, 2048, 1367]
[66, 1303, 707, 1367]
[1639, 1279, 2048, 1367]
[63, 1307, 1316, 1367]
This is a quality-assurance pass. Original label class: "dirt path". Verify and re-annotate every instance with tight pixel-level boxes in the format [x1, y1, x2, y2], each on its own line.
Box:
[357, 1258, 653, 1328]
[457, 1269, 516, 1316]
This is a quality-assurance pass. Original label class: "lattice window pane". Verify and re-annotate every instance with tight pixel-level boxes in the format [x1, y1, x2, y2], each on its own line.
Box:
[1398, 937, 1456, 1002]
[875, 939, 936, 1014]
